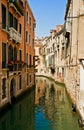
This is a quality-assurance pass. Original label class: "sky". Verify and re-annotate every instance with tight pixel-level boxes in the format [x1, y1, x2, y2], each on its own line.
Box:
[28, 0, 67, 38]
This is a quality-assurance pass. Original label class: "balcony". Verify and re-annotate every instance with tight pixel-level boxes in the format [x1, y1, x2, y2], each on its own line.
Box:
[9, 27, 22, 44]
[8, 64, 22, 71]
[8, 0, 24, 16]
[7, 60, 26, 71]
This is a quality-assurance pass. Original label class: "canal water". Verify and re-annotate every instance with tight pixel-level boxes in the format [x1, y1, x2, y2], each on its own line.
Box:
[0, 77, 83, 130]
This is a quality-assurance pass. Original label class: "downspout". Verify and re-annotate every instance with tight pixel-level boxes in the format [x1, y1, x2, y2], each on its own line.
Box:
[76, 0, 80, 109]
[69, 0, 72, 67]
[76, 0, 79, 66]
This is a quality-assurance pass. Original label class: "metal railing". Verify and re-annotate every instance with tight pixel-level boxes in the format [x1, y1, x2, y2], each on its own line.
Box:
[7, 63, 22, 71]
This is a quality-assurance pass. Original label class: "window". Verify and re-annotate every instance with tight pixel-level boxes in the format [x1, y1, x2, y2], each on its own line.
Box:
[58, 49, 59, 59]
[26, 53, 28, 65]
[9, 12, 13, 27]
[19, 50, 22, 61]
[31, 39, 34, 48]
[61, 47, 64, 59]
[26, 31, 28, 43]
[19, 75, 22, 89]
[14, 17, 18, 30]
[62, 68, 64, 77]
[33, 56, 35, 66]
[14, 47, 17, 61]
[52, 43, 55, 51]
[32, 39, 34, 48]
[27, 74, 28, 85]
[2, 78, 6, 99]
[9, 13, 18, 31]
[8, 45, 13, 61]
[29, 17, 31, 26]
[2, 43, 6, 68]
[28, 35, 31, 44]
[19, 50, 22, 69]
[55, 51, 57, 59]
[19, 0, 24, 7]
[29, 54, 32, 66]
[19, 23, 22, 34]
[33, 23, 35, 31]
[2, 4, 6, 29]
[26, 12, 28, 22]
[39, 48, 42, 55]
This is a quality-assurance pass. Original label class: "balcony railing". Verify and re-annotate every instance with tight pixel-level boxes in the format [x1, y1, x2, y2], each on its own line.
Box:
[8, 0, 24, 16]
[8, 64, 22, 71]
[9, 27, 22, 44]
[7, 60, 27, 71]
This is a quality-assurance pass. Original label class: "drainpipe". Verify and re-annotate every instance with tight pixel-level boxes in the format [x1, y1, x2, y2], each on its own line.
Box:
[76, 0, 81, 110]
[76, 0, 79, 66]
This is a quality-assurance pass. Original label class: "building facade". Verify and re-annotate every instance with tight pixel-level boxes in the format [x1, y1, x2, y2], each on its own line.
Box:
[35, 0, 84, 118]
[34, 37, 45, 75]
[41, 25, 65, 82]
[0, 0, 36, 108]
[64, 0, 84, 119]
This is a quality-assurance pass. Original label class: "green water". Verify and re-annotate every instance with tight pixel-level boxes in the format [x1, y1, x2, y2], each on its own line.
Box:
[0, 77, 83, 130]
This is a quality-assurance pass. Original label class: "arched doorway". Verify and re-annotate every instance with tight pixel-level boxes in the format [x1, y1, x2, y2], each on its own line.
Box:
[10, 78, 16, 98]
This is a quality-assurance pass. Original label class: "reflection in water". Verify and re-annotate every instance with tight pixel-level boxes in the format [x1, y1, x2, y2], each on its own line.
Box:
[0, 77, 83, 130]
[35, 77, 82, 130]
[0, 90, 35, 130]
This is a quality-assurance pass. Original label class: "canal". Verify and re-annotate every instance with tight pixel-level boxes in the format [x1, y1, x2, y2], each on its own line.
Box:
[0, 76, 83, 130]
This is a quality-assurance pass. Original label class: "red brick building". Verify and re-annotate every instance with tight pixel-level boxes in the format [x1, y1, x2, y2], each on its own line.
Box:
[0, 0, 36, 107]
